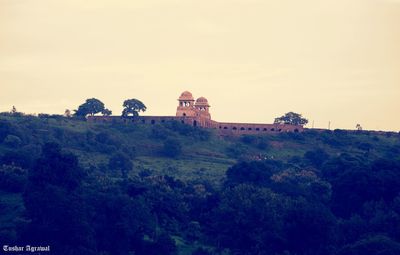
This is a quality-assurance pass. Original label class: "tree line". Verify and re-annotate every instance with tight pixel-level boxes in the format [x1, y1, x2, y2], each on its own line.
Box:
[0, 113, 399, 254]
[74, 98, 147, 118]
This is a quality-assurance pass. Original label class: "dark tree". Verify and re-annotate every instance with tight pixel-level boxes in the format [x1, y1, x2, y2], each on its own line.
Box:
[304, 148, 330, 168]
[22, 143, 94, 254]
[29, 143, 84, 190]
[225, 160, 281, 187]
[101, 108, 112, 116]
[338, 235, 400, 255]
[122, 99, 147, 117]
[274, 112, 308, 126]
[108, 152, 133, 177]
[64, 109, 72, 117]
[211, 184, 286, 254]
[162, 139, 182, 158]
[75, 98, 105, 117]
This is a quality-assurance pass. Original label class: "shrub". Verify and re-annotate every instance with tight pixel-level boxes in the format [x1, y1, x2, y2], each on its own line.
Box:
[150, 125, 173, 140]
[226, 143, 247, 159]
[304, 148, 330, 168]
[108, 152, 133, 177]
[162, 139, 182, 158]
[3, 135, 22, 148]
[0, 165, 28, 193]
[241, 135, 257, 144]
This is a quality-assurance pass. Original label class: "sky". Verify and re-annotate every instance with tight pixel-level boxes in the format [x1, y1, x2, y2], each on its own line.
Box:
[1, 0, 399, 131]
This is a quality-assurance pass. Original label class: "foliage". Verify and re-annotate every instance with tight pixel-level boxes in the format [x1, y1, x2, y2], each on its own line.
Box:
[108, 152, 133, 177]
[75, 98, 105, 117]
[274, 112, 308, 126]
[122, 98, 147, 117]
[162, 138, 182, 158]
[3, 135, 22, 148]
[0, 115, 399, 255]
[101, 108, 112, 116]
[0, 165, 27, 193]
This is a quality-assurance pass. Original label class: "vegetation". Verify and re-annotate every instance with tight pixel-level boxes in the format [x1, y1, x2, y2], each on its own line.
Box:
[0, 113, 399, 255]
[75, 98, 107, 117]
[274, 112, 309, 126]
[122, 99, 147, 117]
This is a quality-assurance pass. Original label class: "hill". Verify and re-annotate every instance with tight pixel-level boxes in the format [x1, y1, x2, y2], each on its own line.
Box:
[0, 115, 398, 183]
[1, 114, 400, 255]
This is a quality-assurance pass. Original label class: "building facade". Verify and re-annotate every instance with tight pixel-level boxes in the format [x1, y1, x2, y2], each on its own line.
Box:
[88, 91, 304, 135]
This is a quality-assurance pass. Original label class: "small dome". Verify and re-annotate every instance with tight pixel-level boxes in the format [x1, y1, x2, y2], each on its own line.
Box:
[195, 97, 210, 106]
[179, 91, 194, 101]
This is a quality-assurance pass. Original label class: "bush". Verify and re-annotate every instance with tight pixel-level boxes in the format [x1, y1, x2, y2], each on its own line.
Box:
[0, 120, 12, 142]
[304, 148, 330, 168]
[0, 165, 28, 193]
[241, 135, 257, 144]
[162, 139, 182, 158]
[3, 135, 22, 148]
[226, 143, 247, 159]
[164, 121, 211, 141]
[150, 125, 173, 140]
[108, 152, 133, 177]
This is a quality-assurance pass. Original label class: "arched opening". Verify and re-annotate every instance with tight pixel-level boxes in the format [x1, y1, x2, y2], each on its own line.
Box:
[224, 127, 228, 129]
[193, 120, 197, 127]
[151, 120, 156, 124]
[278, 129, 282, 132]
[233, 127, 237, 130]
[181, 120, 185, 124]
[294, 129, 299, 133]
[271, 128, 275, 131]
[142, 119, 146, 124]
[248, 128, 252, 130]
[183, 113, 187, 116]
[256, 128, 260, 131]
[161, 120, 165, 123]
[240, 127, 245, 130]
[263, 128, 267, 131]
[219, 126, 222, 129]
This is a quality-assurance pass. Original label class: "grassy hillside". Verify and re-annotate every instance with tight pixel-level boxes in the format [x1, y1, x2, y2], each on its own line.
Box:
[1, 114, 400, 255]
[0, 115, 399, 185]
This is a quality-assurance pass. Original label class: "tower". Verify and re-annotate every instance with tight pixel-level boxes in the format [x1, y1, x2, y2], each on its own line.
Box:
[195, 97, 211, 120]
[176, 91, 197, 117]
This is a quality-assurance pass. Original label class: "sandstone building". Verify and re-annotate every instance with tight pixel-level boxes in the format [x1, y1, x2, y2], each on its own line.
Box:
[88, 91, 303, 135]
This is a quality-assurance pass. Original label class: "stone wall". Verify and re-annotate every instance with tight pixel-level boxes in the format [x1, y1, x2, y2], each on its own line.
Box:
[213, 122, 303, 135]
[87, 116, 303, 135]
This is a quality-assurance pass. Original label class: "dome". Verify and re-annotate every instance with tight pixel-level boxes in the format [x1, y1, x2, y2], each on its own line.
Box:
[195, 97, 210, 106]
[179, 91, 194, 101]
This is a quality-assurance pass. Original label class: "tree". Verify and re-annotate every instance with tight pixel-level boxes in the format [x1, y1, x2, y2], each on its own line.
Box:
[3, 135, 22, 148]
[211, 184, 286, 254]
[338, 235, 400, 255]
[108, 153, 133, 178]
[225, 161, 278, 187]
[29, 143, 84, 190]
[102, 108, 112, 116]
[356, 124, 363, 131]
[64, 109, 72, 118]
[122, 99, 146, 117]
[75, 98, 105, 117]
[22, 143, 94, 254]
[304, 148, 330, 168]
[274, 112, 308, 126]
[162, 139, 182, 158]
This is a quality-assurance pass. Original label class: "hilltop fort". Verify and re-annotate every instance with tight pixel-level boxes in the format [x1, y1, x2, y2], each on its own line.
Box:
[88, 91, 303, 135]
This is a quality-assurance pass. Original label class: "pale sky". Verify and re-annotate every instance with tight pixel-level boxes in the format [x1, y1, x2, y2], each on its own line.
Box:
[1, 0, 399, 131]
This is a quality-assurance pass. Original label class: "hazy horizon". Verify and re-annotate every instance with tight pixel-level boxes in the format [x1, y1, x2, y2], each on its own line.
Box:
[1, 0, 399, 131]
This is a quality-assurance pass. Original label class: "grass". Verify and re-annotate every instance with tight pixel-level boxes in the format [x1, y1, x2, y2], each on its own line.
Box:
[1, 115, 399, 185]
